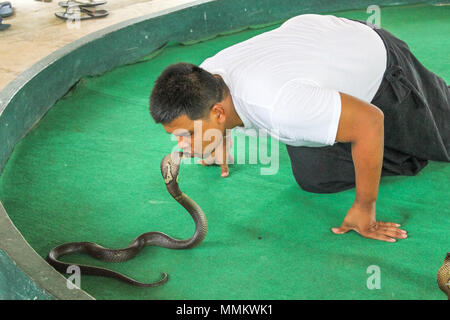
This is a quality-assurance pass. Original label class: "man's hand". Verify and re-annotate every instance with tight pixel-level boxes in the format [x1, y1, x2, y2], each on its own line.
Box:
[332, 92, 408, 242]
[198, 134, 234, 177]
[331, 201, 407, 242]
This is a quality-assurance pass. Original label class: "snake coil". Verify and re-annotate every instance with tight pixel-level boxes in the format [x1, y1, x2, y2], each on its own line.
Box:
[437, 253, 450, 299]
[46, 152, 208, 287]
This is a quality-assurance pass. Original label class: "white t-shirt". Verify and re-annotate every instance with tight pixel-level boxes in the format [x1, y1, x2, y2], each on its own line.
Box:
[199, 14, 387, 147]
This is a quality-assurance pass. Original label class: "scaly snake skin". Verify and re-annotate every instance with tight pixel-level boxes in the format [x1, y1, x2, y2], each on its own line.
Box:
[46, 152, 208, 287]
[437, 253, 450, 299]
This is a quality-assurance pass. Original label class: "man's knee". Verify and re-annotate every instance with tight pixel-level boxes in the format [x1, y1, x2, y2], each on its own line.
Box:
[286, 143, 356, 194]
[293, 177, 329, 194]
[292, 172, 355, 194]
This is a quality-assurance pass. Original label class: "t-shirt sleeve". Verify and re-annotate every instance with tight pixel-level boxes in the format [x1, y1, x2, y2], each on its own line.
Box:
[271, 79, 342, 146]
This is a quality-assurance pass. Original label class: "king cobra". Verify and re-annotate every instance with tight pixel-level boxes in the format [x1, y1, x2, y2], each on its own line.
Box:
[46, 151, 208, 287]
[437, 253, 450, 299]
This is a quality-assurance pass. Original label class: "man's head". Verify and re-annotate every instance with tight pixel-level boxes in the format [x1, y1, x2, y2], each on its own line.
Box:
[149, 62, 231, 158]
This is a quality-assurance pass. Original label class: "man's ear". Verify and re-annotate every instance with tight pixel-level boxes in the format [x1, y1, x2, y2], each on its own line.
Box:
[211, 104, 226, 123]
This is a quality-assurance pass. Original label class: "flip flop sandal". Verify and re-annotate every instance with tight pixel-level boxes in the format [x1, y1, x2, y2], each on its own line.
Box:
[55, 5, 108, 20]
[0, 16, 10, 30]
[58, 0, 106, 7]
[0, 1, 13, 18]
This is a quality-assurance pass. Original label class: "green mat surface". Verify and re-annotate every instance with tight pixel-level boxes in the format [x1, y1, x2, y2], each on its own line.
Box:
[1, 4, 449, 300]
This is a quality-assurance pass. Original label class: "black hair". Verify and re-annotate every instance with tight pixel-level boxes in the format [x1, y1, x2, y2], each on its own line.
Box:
[149, 62, 229, 124]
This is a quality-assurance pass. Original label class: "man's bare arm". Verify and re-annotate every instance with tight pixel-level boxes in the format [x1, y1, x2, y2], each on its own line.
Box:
[332, 92, 407, 242]
[335, 92, 384, 207]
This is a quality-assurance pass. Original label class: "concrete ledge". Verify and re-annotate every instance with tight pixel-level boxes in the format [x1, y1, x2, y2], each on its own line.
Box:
[0, 202, 94, 299]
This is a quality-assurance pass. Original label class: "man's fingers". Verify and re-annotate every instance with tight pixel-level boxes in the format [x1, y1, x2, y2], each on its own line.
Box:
[197, 160, 230, 177]
[377, 221, 408, 239]
[335, 227, 397, 242]
[378, 221, 402, 228]
[198, 153, 215, 166]
[377, 226, 408, 239]
[333, 222, 408, 242]
[367, 233, 397, 243]
[362, 224, 408, 242]
[220, 164, 229, 177]
[198, 159, 209, 166]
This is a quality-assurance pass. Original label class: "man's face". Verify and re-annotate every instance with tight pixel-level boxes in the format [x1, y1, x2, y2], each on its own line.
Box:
[163, 113, 225, 159]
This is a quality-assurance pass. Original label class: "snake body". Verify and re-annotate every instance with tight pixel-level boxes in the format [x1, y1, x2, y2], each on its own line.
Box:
[46, 151, 208, 287]
[437, 253, 450, 299]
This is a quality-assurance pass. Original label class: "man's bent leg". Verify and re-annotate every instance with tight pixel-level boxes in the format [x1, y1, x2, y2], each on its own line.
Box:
[366, 22, 450, 162]
[286, 142, 428, 194]
[286, 143, 356, 194]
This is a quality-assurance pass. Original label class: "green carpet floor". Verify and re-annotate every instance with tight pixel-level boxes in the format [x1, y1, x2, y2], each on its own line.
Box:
[0, 4, 449, 300]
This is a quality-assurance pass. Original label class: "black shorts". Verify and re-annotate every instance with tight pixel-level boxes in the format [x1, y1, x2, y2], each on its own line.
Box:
[286, 21, 450, 194]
